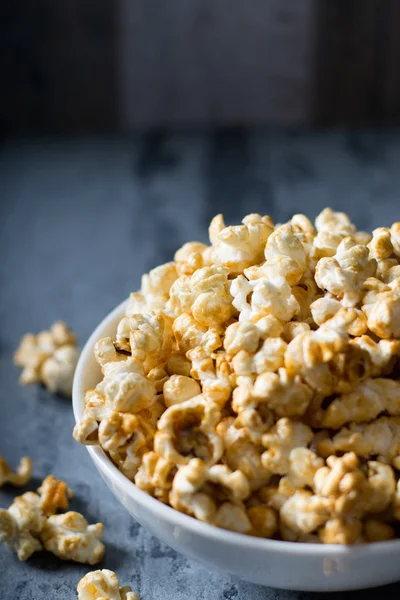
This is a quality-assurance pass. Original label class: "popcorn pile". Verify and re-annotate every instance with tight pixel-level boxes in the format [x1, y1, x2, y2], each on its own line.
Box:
[0, 469, 105, 564]
[73, 209, 400, 544]
[14, 321, 79, 397]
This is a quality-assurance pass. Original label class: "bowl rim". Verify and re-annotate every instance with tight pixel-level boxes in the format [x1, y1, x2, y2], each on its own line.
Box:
[72, 298, 400, 558]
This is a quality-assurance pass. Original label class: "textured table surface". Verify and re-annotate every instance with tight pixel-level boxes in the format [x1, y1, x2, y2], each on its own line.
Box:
[1, 132, 400, 600]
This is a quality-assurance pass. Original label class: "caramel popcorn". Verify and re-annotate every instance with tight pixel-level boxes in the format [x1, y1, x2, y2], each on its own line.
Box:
[0, 475, 103, 563]
[41, 511, 104, 564]
[0, 455, 32, 487]
[77, 569, 139, 600]
[14, 321, 79, 397]
[73, 208, 400, 544]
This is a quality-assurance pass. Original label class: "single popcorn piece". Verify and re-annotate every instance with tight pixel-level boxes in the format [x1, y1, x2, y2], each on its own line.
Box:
[37, 475, 73, 516]
[173, 313, 222, 354]
[14, 321, 79, 397]
[321, 378, 400, 428]
[77, 569, 139, 600]
[155, 395, 223, 466]
[141, 262, 178, 310]
[188, 346, 232, 407]
[315, 208, 356, 237]
[261, 418, 313, 475]
[209, 213, 274, 274]
[249, 369, 313, 418]
[368, 227, 393, 261]
[232, 337, 287, 376]
[163, 375, 201, 407]
[175, 241, 209, 276]
[319, 518, 362, 545]
[315, 237, 377, 307]
[280, 490, 333, 539]
[310, 297, 367, 336]
[230, 273, 299, 323]
[169, 265, 234, 327]
[170, 458, 250, 530]
[40, 511, 105, 564]
[264, 225, 307, 286]
[247, 505, 278, 538]
[135, 451, 176, 503]
[362, 288, 400, 339]
[0, 492, 45, 560]
[0, 455, 32, 487]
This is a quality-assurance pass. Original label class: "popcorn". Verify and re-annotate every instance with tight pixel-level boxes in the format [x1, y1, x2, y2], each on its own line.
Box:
[170, 458, 250, 530]
[175, 242, 209, 276]
[155, 395, 223, 466]
[318, 417, 400, 468]
[230, 274, 299, 323]
[77, 569, 139, 600]
[40, 511, 105, 564]
[264, 225, 307, 286]
[169, 266, 234, 327]
[163, 375, 201, 407]
[362, 288, 400, 339]
[315, 208, 356, 237]
[14, 321, 79, 397]
[0, 492, 44, 560]
[73, 208, 400, 544]
[135, 451, 176, 503]
[321, 378, 400, 428]
[247, 505, 278, 538]
[0, 455, 32, 487]
[315, 238, 376, 307]
[261, 418, 313, 475]
[280, 490, 333, 539]
[38, 475, 73, 516]
[188, 347, 232, 407]
[209, 213, 273, 274]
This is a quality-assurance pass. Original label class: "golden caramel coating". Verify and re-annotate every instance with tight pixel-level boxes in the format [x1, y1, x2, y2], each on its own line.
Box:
[40, 511, 104, 564]
[14, 321, 79, 397]
[73, 208, 400, 544]
[0, 455, 32, 488]
[77, 569, 140, 600]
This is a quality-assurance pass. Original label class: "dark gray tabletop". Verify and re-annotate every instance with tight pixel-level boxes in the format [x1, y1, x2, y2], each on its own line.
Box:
[1, 132, 400, 599]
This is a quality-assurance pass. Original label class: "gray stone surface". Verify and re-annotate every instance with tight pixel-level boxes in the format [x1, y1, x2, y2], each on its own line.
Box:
[1, 132, 400, 599]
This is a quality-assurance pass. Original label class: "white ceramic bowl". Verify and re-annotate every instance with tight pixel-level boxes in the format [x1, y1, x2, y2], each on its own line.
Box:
[72, 300, 400, 592]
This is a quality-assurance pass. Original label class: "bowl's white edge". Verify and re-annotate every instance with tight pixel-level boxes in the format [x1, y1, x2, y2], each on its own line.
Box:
[72, 298, 400, 558]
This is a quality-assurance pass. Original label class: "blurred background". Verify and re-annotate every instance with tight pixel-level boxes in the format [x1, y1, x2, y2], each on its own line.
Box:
[1, 0, 400, 132]
[1, 3, 400, 598]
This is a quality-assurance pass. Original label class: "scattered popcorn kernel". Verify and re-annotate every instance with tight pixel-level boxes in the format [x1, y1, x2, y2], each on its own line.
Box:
[37, 475, 73, 516]
[77, 569, 140, 600]
[0, 455, 32, 487]
[40, 511, 104, 564]
[15, 321, 79, 397]
[0, 492, 44, 560]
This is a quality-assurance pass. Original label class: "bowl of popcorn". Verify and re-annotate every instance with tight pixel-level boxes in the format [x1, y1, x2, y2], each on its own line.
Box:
[73, 209, 400, 591]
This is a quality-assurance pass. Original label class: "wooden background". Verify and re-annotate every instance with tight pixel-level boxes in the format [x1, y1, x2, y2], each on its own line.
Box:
[1, 0, 400, 133]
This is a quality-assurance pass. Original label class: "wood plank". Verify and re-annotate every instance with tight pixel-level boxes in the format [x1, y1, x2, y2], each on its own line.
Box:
[118, 0, 316, 128]
[314, 0, 382, 125]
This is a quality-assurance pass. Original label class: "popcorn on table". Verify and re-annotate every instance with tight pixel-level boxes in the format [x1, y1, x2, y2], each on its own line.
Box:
[77, 569, 139, 600]
[14, 321, 80, 397]
[0, 474, 104, 563]
[0, 454, 32, 488]
[73, 209, 400, 544]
